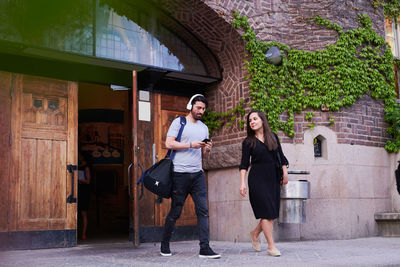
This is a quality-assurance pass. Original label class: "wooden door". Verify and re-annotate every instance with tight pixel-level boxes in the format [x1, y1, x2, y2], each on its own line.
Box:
[9, 74, 77, 234]
[153, 94, 197, 226]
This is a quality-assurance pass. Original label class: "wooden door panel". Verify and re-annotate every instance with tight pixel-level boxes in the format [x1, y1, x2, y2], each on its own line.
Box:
[0, 71, 11, 231]
[22, 75, 69, 97]
[18, 138, 67, 222]
[66, 81, 78, 230]
[50, 140, 67, 220]
[21, 129, 68, 140]
[154, 94, 197, 227]
[37, 139, 52, 219]
[10, 74, 77, 232]
[19, 138, 41, 220]
[22, 92, 67, 131]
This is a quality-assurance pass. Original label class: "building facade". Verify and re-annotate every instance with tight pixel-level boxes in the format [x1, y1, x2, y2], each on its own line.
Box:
[0, 0, 399, 249]
[154, 0, 400, 241]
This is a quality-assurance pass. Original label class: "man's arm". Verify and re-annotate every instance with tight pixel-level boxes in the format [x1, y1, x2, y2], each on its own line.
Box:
[166, 136, 205, 150]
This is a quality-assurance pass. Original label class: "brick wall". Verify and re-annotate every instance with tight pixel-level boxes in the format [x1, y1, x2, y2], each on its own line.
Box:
[283, 94, 389, 147]
[153, 0, 390, 167]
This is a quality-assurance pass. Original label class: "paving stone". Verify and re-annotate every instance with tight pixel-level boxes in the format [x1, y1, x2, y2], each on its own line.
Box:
[1, 237, 400, 266]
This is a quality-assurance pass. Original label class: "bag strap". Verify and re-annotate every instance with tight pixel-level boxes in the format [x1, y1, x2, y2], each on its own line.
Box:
[273, 133, 282, 166]
[166, 116, 187, 161]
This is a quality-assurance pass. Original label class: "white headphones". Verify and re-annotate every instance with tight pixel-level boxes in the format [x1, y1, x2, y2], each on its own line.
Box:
[186, 94, 204, 110]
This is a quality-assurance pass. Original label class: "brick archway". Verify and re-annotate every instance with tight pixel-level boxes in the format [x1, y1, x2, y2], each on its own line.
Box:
[153, 0, 250, 146]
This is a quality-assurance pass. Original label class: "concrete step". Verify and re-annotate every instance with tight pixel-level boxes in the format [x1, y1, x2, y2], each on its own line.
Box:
[374, 212, 400, 237]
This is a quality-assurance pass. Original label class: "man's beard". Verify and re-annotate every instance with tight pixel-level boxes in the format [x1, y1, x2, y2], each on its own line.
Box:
[191, 110, 203, 120]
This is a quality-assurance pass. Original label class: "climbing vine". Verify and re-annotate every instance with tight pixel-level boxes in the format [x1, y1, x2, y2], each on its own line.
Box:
[202, 99, 246, 133]
[228, 11, 400, 152]
[372, 0, 400, 22]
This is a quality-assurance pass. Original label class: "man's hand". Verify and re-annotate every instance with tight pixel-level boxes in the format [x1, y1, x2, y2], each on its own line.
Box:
[191, 140, 206, 149]
[204, 140, 212, 152]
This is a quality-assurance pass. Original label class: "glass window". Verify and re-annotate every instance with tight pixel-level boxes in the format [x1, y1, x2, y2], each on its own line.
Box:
[95, 3, 206, 74]
[0, 0, 208, 75]
[385, 19, 400, 98]
[0, 0, 94, 56]
[385, 19, 398, 57]
[313, 137, 322, 158]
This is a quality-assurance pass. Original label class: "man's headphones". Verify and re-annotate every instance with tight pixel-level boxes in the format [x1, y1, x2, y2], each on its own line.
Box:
[186, 94, 204, 110]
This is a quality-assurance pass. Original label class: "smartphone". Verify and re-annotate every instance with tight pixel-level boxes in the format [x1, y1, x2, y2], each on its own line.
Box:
[202, 138, 210, 143]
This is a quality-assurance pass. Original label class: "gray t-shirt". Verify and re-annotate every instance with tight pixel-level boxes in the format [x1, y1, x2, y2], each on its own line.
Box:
[166, 117, 209, 172]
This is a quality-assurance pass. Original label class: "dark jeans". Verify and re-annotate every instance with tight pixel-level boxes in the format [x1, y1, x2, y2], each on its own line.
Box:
[162, 171, 209, 249]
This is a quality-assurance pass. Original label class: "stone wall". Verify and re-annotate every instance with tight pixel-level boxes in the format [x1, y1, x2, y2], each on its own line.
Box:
[208, 126, 395, 241]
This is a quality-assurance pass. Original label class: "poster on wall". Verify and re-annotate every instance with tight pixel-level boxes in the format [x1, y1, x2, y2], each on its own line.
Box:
[78, 109, 124, 165]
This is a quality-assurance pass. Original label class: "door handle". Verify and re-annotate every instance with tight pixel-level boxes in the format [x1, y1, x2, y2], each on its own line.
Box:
[66, 164, 77, 203]
[137, 163, 144, 200]
[128, 162, 145, 201]
[128, 163, 134, 200]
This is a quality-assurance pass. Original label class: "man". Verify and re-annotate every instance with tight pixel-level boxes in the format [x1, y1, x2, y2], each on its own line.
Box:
[160, 94, 220, 259]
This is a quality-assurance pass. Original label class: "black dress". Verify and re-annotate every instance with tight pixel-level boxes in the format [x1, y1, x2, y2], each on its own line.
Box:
[239, 133, 288, 219]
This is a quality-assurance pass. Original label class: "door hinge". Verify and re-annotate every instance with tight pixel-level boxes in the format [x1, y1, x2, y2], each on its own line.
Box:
[7, 210, 10, 224]
[9, 132, 12, 146]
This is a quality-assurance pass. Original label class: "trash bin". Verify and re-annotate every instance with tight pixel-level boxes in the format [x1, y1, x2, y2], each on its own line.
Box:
[279, 171, 310, 224]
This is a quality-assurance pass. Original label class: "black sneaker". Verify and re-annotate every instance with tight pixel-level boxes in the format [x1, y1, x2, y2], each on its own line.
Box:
[199, 246, 221, 259]
[160, 242, 172, 256]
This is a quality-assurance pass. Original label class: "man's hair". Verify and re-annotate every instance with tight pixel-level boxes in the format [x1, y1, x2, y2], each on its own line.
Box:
[191, 95, 208, 109]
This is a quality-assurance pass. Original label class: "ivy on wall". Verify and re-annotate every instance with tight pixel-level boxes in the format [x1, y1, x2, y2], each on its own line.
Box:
[204, 10, 400, 152]
[202, 99, 246, 133]
[372, 0, 400, 22]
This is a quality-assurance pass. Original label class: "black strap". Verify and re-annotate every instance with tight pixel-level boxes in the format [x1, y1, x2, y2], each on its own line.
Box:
[396, 161, 400, 195]
[166, 116, 187, 160]
[273, 133, 282, 166]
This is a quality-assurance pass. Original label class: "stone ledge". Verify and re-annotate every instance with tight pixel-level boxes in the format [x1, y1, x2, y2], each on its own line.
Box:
[203, 143, 241, 170]
[375, 212, 400, 221]
[374, 212, 400, 237]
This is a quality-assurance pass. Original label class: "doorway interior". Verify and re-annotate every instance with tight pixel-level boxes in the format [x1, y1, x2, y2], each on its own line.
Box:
[77, 82, 131, 243]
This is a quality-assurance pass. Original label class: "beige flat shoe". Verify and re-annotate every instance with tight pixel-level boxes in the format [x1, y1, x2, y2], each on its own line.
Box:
[267, 247, 281, 257]
[249, 232, 261, 252]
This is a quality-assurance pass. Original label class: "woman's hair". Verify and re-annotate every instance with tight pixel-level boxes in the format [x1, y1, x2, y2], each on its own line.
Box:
[78, 150, 92, 168]
[245, 110, 278, 151]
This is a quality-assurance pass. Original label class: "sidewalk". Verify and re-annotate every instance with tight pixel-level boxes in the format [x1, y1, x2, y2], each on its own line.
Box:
[1, 237, 400, 267]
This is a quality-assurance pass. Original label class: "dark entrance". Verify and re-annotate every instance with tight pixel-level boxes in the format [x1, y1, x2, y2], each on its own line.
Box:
[77, 82, 131, 242]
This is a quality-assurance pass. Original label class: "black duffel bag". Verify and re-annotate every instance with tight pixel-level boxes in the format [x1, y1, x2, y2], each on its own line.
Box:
[142, 157, 174, 198]
[138, 116, 186, 199]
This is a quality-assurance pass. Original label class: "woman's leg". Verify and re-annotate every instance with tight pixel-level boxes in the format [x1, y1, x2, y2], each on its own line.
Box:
[260, 219, 276, 249]
[81, 210, 88, 239]
[250, 220, 262, 242]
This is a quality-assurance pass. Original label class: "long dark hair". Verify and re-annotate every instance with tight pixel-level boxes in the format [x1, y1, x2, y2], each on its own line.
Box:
[78, 150, 92, 170]
[245, 110, 278, 151]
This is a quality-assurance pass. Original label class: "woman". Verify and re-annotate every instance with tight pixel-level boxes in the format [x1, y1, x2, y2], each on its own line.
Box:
[239, 110, 288, 256]
[78, 151, 91, 240]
